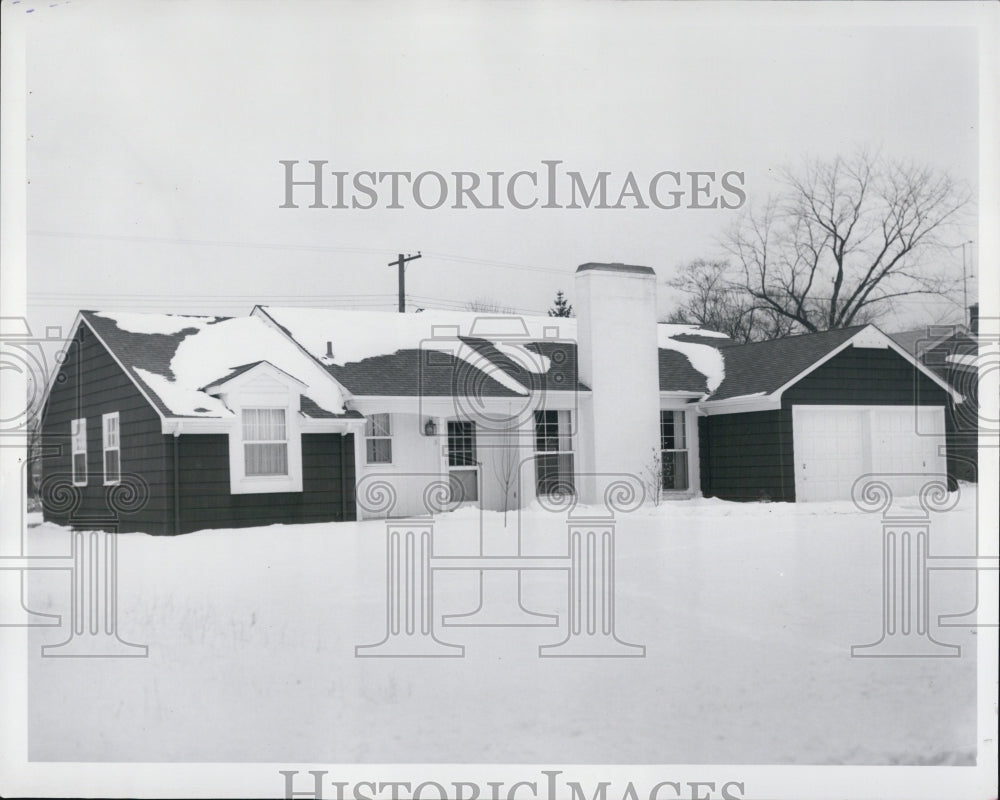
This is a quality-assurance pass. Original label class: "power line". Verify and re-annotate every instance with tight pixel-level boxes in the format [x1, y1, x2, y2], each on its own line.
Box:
[28, 230, 573, 276]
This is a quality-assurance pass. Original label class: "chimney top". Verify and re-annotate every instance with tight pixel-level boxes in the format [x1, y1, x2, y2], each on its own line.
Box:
[576, 262, 655, 276]
[968, 303, 979, 336]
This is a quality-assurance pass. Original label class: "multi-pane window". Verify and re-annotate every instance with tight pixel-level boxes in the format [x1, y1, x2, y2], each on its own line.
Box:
[102, 412, 121, 485]
[447, 421, 479, 502]
[71, 417, 87, 486]
[534, 409, 574, 495]
[447, 421, 477, 467]
[365, 413, 392, 464]
[242, 408, 289, 476]
[660, 410, 689, 491]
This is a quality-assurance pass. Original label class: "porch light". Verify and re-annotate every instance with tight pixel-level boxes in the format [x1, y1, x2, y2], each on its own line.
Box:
[424, 418, 437, 436]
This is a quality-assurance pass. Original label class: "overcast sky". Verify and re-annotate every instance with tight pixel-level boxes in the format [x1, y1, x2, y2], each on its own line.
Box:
[21, 1, 983, 340]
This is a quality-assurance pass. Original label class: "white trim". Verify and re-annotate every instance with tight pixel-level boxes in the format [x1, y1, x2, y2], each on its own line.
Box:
[697, 394, 781, 416]
[533, 408, 575, 496]
[71, 417, 87, 487]
[226, 369, 305, 494]
[768, 325, 962, 404]
[202, 360, 307, 393]
[659, 409, 692, 493]
[298, 415, 365, 434]
[250, 305, 357, 402]
[101, 411, 121, 486]
[659, 391, 703, 400]
[162, 417, 232, 435]
[364, 412, 394, 465]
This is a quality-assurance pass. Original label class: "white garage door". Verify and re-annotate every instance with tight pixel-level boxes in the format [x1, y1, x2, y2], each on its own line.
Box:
[793, 405, 946, 502]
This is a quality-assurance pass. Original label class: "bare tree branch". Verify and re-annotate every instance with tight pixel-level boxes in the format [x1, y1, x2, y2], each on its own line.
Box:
[721, 150, 972, 333]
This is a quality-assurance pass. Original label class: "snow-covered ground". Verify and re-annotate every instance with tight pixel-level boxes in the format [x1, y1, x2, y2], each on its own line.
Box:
[24, 490, 979, 765]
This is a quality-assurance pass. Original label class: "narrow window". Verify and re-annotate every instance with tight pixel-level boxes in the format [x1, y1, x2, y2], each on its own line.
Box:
[102, 412, 121, 485]
[242, 408, 289, 476]
[660, 410, 689, 491]
[71, 417, 87, 486]
[365, 413, 392, 464]
[534, 409, 574, 495]
[446, 420, 479, 502]
[447, 421, 477, 467]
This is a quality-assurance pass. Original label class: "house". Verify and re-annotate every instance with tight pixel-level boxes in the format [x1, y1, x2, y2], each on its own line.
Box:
[38, 312, 363, 534]
[890, 311, 981, 485]
[38, 262, 962, 533]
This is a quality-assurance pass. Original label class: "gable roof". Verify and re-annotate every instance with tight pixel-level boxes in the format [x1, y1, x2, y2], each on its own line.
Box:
[78, 311, 350, 419]
[703, 324, 961, 405]
[708, 326, 864, 400]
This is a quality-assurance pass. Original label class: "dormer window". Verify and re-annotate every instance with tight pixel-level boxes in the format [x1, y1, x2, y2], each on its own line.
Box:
[242, 408, 289, 476]
[219, 363, 306, 495]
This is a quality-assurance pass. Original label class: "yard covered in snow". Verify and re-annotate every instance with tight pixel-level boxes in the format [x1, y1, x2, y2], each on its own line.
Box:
[25, 490, 979, 765]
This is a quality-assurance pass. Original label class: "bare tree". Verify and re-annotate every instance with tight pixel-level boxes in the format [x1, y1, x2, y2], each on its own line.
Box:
[724, 150, 972, 333]
[491, 417, 519, 526]
[666, 258, 796, 342]
[466, 297, 516, 314]
[642, 447, 663, 508]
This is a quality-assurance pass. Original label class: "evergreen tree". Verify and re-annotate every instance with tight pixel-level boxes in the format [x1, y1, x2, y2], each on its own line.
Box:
[548, 290, 574, 317]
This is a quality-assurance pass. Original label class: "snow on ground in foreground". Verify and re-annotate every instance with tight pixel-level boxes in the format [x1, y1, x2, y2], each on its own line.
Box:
[25, 491, 979, 764]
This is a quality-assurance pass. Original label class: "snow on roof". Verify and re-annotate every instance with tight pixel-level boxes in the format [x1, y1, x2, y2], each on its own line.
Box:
[256, 307, 578, 390]
[657, 325, 726, 393]
[257, 308, 571, 367]
[92, 311, 346, 417]
[258, 307, 728, 391]
[93, 310, 214, 336]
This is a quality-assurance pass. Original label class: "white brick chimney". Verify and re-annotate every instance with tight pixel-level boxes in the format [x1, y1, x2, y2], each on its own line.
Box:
[575, 262, 660, 504]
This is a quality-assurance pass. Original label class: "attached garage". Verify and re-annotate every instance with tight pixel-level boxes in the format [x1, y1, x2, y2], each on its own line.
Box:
[792, 405, 946, 502]
[698, 325, 960, 503]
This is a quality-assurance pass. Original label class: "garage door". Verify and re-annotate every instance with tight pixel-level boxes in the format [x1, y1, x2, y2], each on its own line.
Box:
[793, 405, 946, 502]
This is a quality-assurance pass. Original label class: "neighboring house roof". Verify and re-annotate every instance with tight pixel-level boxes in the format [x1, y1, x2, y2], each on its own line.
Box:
[890, 327, 980, 382]
[78, 311, 351, 419]
[708, 326, 867, 400]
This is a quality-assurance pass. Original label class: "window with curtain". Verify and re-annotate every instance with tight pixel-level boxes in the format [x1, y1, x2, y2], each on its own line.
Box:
[365, 413, 392, 464]
[660, 410, 689, 491]
[102, 412, 120, 485]
[242, 408, 289, 477]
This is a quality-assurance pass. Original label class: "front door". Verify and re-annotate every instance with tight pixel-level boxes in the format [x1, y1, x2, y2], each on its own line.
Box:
[447, 421, 479, 503]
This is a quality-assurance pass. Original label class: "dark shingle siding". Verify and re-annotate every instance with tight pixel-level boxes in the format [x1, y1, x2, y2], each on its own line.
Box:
[175, 432, 356, 532]
[781, 347, 948, 408]
[40, 322, 173, 534]
[698, 410, 794, 502]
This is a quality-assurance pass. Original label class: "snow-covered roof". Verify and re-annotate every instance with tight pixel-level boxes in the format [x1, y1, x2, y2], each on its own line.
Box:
[255, 306, 730, 396]
[84, 311, 349, 418]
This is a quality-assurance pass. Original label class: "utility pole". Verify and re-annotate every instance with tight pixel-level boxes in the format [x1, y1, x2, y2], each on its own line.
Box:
[388, 252, 422, 312]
